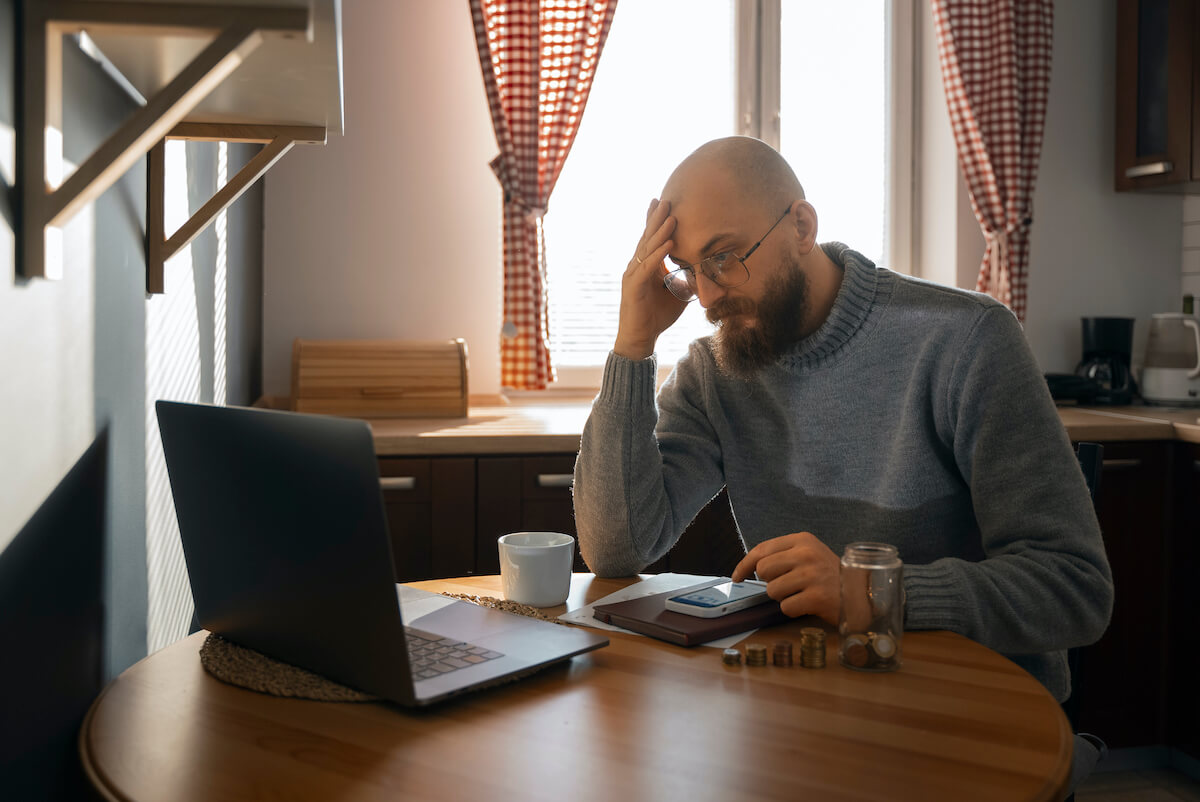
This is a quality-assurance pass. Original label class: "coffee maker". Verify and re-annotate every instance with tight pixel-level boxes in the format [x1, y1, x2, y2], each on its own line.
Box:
[1075, 317, 1136, 405]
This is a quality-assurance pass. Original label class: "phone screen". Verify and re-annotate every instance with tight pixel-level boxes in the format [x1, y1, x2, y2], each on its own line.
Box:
[671, 581, 765, 608]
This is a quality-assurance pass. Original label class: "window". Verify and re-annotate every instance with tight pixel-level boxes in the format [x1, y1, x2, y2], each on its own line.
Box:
[543, 0, 912, 388]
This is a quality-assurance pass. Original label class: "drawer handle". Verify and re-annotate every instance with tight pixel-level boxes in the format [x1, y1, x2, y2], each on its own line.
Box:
[1125, 161, 1173, 178]
[1101, 458, 1142, 470]
[380, 476, 416, 491]
[537, 473, 574, 488]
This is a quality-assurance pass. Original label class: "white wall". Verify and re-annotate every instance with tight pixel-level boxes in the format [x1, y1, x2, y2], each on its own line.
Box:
[263, 0, 502, 397]
[1184, 196, 1200, 304]
[265, 0, 1186, 393]
[1025, 0, 1182, 373]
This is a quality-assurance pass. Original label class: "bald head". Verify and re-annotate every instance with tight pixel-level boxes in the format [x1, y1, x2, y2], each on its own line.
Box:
[662, 137, 804, 217]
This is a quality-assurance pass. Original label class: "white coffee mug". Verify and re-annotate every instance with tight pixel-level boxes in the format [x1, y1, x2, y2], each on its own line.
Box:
[497, 531, 575, 607]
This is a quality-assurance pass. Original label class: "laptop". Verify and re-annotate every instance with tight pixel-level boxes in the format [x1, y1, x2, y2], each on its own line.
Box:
[155, 400, 608, 706]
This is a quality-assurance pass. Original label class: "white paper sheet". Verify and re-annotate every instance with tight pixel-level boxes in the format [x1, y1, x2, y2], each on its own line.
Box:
[558, 573, 763, 649]
[396, 584, 458, 623]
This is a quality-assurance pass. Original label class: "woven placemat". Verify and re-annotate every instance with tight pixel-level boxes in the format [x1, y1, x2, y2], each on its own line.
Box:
[200, 633, 380, 702]
[440, 593, 567, 624]
[199, 593, 566, 701]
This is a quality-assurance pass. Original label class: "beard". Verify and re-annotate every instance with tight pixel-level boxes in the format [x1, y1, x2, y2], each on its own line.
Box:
[706, 257, 809, 380]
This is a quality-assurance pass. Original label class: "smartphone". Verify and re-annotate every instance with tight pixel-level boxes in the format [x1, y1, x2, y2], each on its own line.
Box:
[664, 580, 770, 618]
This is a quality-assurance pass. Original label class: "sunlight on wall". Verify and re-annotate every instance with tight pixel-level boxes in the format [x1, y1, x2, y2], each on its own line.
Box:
[0, 122, 12, 183]
[0, 128, 95, 551]
[44, 126, 65, 279]
[144, 140, 201, 654]
[214, 142, 227, 405]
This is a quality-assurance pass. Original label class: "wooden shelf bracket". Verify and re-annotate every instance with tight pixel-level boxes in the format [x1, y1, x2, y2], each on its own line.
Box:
[16, 1, 312, 280]
[146, 123, 326, 293]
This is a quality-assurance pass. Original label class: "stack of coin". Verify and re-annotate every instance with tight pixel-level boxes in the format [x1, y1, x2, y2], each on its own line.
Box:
[722, 648, 742, 666]
[745, 643, 768, 667]
[799, 627, 826, 668]
[772, 640, 793, 667]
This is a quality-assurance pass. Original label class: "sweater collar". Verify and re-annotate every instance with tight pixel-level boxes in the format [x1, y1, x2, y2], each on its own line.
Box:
[777, 242, 892, 370]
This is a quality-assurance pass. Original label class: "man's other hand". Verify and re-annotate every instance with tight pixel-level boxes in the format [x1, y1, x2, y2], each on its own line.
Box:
[613, 198, 684, 360]
[731, 532, 841, 626]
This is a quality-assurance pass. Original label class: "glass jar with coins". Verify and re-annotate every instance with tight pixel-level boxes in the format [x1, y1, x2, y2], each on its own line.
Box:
[838, 542, 903, 672]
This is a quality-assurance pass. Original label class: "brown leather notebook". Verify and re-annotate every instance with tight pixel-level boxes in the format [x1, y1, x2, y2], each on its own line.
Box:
[592, 585, 790, 646]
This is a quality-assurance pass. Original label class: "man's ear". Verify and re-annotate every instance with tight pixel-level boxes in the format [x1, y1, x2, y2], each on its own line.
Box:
[788, 199, 819, 254]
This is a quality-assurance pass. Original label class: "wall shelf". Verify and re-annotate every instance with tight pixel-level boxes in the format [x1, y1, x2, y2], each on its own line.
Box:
[146, 122, 325, 293]
[16, 0, 343, 284]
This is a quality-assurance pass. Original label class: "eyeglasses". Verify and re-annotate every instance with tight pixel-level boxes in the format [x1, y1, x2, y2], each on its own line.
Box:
[662, 206, 792, 303]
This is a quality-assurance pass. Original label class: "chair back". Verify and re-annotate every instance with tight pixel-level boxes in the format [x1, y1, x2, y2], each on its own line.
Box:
[1075, 442, 1103, 505]
[1063, 441, 1104, 734]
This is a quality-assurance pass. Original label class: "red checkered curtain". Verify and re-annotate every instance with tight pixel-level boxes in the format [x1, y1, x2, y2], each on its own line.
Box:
[470, 0, 618, 389]
[931, 0, 1053, 321]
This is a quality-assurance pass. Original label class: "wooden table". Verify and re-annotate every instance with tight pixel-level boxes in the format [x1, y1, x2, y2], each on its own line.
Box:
[81, 575, 1072, 801]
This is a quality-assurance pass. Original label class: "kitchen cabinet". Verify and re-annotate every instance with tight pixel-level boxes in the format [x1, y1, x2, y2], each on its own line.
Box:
[1115, 0, 1200, 191]
[473, 455, 737, 576]
[378, 453, 745, 582]
[1072, 441, 1173, 748]
[476, 455, 591, 575]
[378, 457, 475, 582]
[1168, 442, 1200, 761]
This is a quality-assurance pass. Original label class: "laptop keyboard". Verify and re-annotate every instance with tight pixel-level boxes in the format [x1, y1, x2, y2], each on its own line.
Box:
[405, 627, 504, 680]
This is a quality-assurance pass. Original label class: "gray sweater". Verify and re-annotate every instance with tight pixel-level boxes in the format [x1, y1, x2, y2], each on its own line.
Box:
[572, 243, 1114, 701]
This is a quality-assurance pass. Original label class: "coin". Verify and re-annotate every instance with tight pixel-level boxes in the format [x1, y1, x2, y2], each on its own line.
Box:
[722, 648, 742, 666]
[869, 632, 897, 660]
[745, 643, 768, 666]
[800, 626, 826, 642]
[772, 640, 794, 667]
[842, 634, 870, 668]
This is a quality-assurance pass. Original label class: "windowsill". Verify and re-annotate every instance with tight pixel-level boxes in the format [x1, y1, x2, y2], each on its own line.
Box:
[500, 360, 677, 402]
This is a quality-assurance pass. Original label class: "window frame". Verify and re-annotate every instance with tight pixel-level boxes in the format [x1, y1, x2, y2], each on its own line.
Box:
[526, 0, 915, 396]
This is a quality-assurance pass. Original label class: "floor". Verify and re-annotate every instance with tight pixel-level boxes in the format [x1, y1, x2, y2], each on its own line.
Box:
[1076, 768, 1200, 801]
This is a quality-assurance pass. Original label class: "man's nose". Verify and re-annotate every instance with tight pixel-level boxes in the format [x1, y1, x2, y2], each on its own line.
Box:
[694, 271, 727, 308]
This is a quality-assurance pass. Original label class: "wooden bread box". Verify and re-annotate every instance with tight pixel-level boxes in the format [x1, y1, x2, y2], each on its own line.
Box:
[291, 339, 469, 418]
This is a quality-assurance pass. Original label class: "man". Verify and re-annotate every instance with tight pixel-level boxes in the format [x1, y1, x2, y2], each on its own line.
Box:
[571, 136, 1113, 706]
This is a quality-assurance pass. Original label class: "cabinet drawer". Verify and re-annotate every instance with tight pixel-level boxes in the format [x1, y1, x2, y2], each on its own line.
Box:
[478, 454, 586, 575]
[522, 455, 576, 499]
[376, 457, 475, 581]
[377, 458, 431, 502]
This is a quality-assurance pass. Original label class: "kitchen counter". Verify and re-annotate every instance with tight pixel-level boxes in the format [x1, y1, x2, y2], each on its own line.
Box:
[367, 397, 594, 455]
[1058, 405, 1200, 444]
[358, 398, 1200, 456]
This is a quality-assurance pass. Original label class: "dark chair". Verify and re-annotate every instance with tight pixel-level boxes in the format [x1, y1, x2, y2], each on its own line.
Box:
[1063, 442, 1109, 801]
[1075, 441, 1103, 506]
[1063, 442, 1103, 723]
